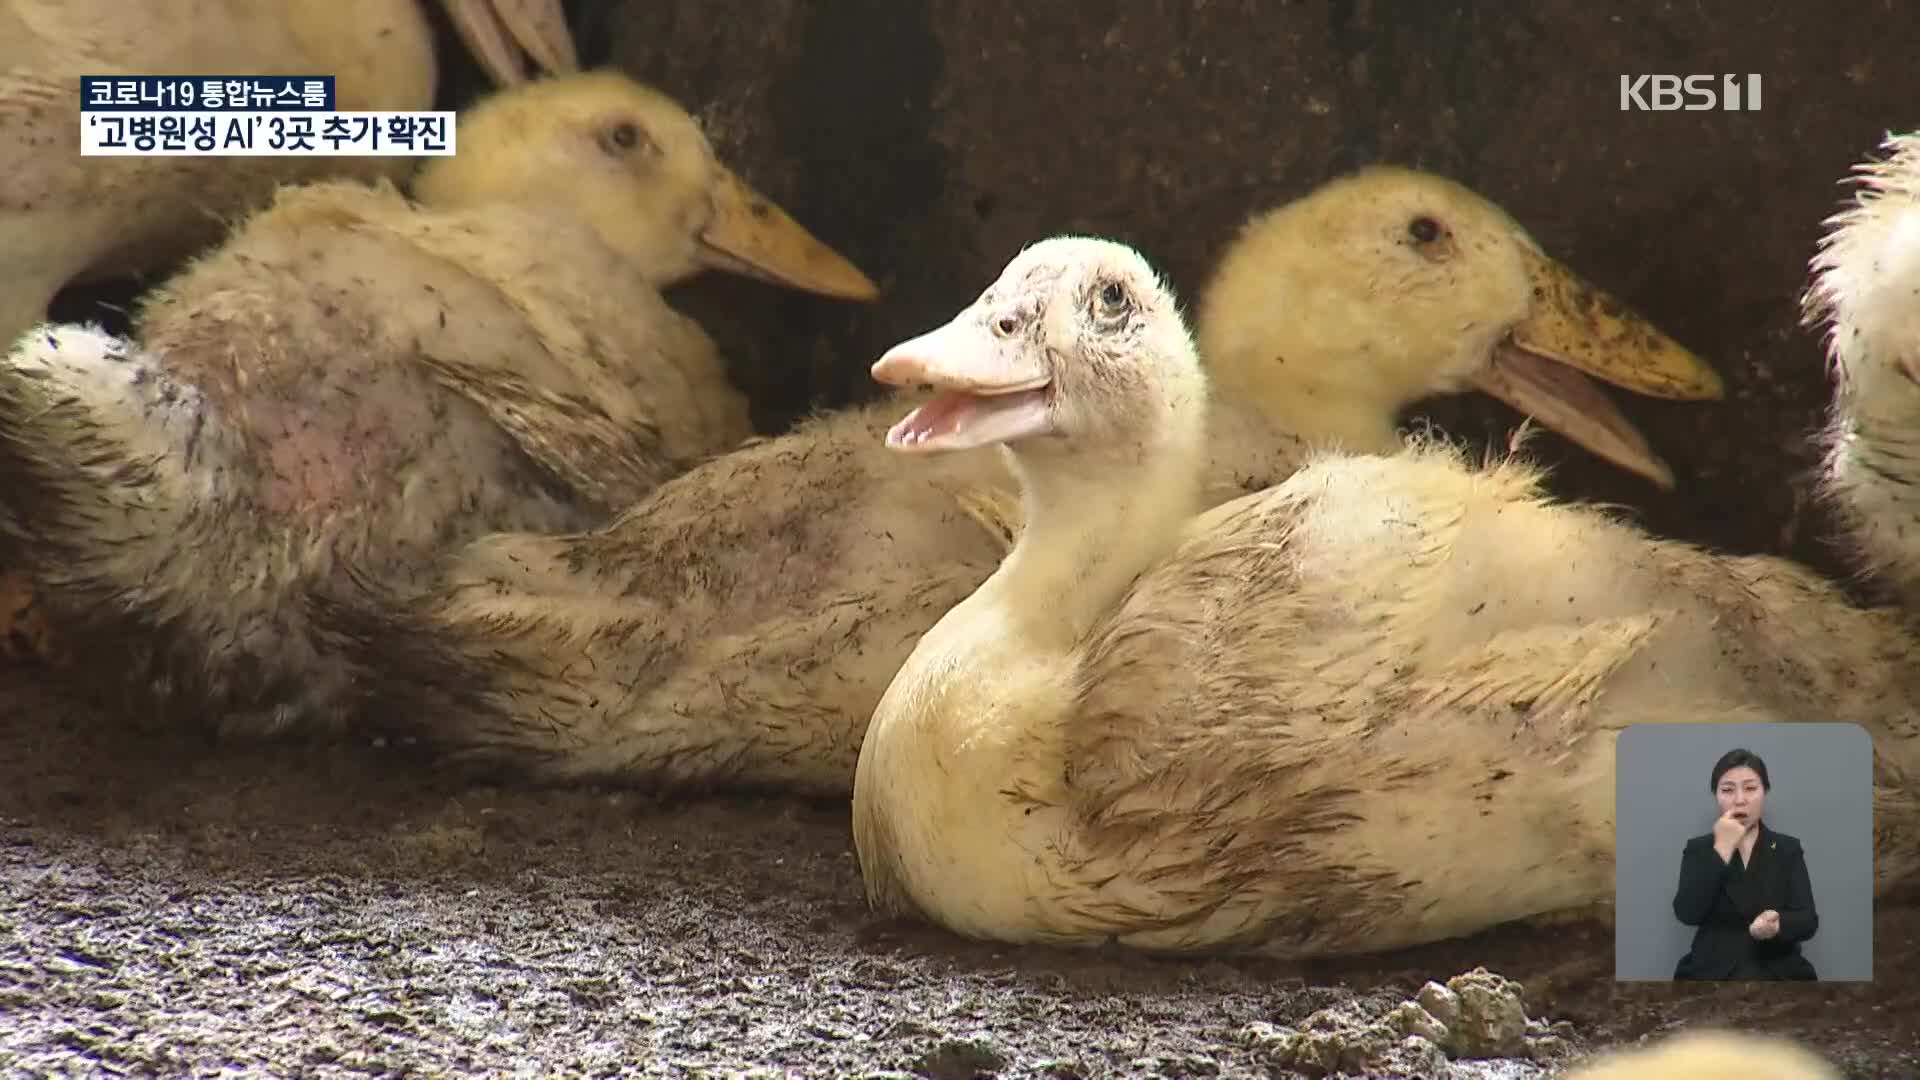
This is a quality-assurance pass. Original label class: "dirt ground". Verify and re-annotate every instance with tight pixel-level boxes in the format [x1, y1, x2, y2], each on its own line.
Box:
[3, 673, 1914, 1078]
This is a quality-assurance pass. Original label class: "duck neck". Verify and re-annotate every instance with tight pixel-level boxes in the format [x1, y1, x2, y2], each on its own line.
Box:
[1212, 365, 1405, 457]
[1834, 319, 1920, 446]
[978, 423, 1207, 651]
[1821, 291, 1920, 603]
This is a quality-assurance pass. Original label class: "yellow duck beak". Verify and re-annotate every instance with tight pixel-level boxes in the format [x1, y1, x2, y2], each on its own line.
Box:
[442, 0, 581, 88]
[694, 168, 881, 302]
[1471, 246, 1725, 490]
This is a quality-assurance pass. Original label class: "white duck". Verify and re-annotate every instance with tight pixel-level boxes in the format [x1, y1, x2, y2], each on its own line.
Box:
[310, 166, 1725, 795]
[850, 236, 1920, 958]
[1806, 130, 1920, 611]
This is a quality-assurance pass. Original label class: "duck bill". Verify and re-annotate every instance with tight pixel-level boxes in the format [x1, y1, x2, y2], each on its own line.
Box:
[695, 169, 881, 302]
[1510, 246, 1724, 400]
[1471, 344, 1678, 489]
[1469, 248, 1728, 489]
[871, 318, 1053, 454]
[441, 0, 580, 87]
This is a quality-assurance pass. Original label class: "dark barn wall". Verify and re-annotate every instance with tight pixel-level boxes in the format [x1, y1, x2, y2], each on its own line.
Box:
[458, 2, 1915, 587]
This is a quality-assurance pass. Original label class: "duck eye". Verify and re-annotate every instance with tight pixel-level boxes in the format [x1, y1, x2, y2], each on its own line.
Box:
[603, 121, 642, 154]
[1099, 281, 1128, 311]
[1408, 216, 1442, 244]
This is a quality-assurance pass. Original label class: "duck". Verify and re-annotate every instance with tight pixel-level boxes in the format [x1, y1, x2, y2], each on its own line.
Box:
[848, 235, 1920, 959]
[1804, 130, 1920, 612]
[0, 0, 580, 351]
[0, 69, 878, 736]
[313, 165, 1726, 798]
[0, 0, 583, 663]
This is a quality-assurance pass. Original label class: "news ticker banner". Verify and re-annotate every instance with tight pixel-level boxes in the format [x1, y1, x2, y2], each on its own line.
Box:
[79, 76, 455, 157]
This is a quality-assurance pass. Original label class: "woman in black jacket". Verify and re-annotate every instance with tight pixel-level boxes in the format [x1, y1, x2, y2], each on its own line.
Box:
[1672, 748, 1819, 980]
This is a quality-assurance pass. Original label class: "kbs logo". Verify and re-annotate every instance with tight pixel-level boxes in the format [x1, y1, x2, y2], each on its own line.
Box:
[1619, 74, 1763, 111]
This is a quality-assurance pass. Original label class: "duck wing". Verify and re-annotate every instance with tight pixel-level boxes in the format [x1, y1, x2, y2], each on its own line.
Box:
[409, 352, 681, 513]
[1056, 449, 1675, 954]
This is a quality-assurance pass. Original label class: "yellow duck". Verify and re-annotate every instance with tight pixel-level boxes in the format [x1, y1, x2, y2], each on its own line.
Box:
[0, 70, 877, 735]
[0, 0, 581, 661]
[0, 0, 580, 349]
[1805, 130, 1920, 612]
[848, 235, 1920, 959]
[314, 166, 1722, 795]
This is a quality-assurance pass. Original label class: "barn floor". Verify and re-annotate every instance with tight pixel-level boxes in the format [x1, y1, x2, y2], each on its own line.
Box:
[1, 673, 1914, 1078]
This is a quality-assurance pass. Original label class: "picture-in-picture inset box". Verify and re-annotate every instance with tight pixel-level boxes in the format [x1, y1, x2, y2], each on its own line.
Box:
[1613, 721, 1873, 983]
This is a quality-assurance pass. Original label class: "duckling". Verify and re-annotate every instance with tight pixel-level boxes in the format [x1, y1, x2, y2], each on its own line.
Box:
[1560, 1029, 1839, 1080]
[1197, 171, 1722, 490]
[1804, 130, 1920, 610]
[0, 0, 579, 350]
[849, 236, 1920, 958]
[0, 70, 878, 736]
[314, 166, 1723, 797]
[0, 0, 582, 663]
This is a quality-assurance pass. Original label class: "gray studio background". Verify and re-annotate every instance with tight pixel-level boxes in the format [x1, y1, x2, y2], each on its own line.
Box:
[1613, 722, 1874, 982]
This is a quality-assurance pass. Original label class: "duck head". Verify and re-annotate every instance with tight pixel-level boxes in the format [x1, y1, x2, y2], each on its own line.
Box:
[1195, 165, 1724, 489]
[870, 236, 1206, 470]
[411, 70, 879, 300]
[437, 0, 580, 88]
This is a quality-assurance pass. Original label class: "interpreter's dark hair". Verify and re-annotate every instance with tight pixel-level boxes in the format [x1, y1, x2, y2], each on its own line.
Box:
[1710, 747, 1771, 792]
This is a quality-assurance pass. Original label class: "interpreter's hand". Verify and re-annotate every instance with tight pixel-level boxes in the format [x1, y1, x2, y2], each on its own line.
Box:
[1749, 909, 1781, 940]
[1712, 811, 1746, 859]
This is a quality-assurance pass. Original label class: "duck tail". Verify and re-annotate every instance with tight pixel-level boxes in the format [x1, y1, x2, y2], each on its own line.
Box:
[0, 321, 220, 536]
[309, 526, 774, 793]
[0, 319, 237, 595]
[305, 548, 592, 783]
[0, 323, 250, 719]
